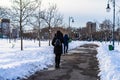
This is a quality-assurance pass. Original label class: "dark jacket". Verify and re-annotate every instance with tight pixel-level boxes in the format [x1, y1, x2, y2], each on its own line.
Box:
[63, 34, 69, 46]
[52, 31, 64, 54]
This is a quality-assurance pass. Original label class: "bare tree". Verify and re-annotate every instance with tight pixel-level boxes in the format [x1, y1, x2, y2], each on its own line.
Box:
[41, 4, 58, 46]
[0, 7, 8, 18]
[10, 0, 38, 50]
[100, 19, 112, 31]
[99, 19, 112, 41]
[30, 0, 44, 47]
[53, 13, 63, 27]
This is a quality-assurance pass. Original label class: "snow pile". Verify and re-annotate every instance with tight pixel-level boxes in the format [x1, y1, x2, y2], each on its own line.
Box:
[97, 42, 120, 80]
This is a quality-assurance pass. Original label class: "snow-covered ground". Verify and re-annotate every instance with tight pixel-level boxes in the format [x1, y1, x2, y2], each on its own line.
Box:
[0, 39, 120, 80]
[96, 42, 120, 80]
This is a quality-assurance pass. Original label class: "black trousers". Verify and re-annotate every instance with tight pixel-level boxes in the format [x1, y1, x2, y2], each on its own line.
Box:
[55, 54, 61, 68]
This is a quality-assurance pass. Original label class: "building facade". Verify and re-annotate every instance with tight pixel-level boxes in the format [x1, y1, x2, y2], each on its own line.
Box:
[0, 18, 10, 38]
[86, 22, 96, 40]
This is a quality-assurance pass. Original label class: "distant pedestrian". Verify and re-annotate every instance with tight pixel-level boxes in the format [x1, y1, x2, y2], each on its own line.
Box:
[52, 30, 64, 69]
[63, 34, 69, 54]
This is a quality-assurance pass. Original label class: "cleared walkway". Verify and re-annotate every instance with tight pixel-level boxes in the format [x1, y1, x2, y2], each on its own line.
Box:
[23, 44, 100, 80]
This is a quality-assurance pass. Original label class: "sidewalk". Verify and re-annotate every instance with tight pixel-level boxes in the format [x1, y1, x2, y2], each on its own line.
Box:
[23, 44, 100, 80]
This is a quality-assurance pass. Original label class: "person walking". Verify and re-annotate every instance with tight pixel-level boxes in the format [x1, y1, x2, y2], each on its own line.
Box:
[63, 34, 69, 54]
[52, 30, 64, 69]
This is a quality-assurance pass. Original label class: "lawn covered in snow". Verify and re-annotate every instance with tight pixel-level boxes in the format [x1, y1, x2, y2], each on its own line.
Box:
[0, 39, 88, 80]
[0, 39, 120, 80]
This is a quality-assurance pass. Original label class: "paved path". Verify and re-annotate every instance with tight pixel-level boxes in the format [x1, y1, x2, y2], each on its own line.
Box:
[23, 44, 100, 80]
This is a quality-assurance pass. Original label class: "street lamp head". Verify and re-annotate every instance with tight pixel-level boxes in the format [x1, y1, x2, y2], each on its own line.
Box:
[69, 17, 74, 22]
[72, 19, 74, 23]
[106, 3, 111, 12]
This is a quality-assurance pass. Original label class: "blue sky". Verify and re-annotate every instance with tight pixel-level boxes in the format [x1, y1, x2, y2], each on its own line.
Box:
[1, 0, 120, 28]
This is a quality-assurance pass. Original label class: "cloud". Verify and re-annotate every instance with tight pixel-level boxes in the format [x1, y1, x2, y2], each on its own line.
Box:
[0, 0, 11, 7]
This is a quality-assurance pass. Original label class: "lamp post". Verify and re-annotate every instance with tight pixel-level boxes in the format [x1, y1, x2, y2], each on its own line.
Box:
[106, 0, 115, 50]
[68, 17, 74, 38]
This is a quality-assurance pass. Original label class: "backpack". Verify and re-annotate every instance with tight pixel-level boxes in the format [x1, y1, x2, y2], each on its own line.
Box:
[54, 38, 62, 47]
